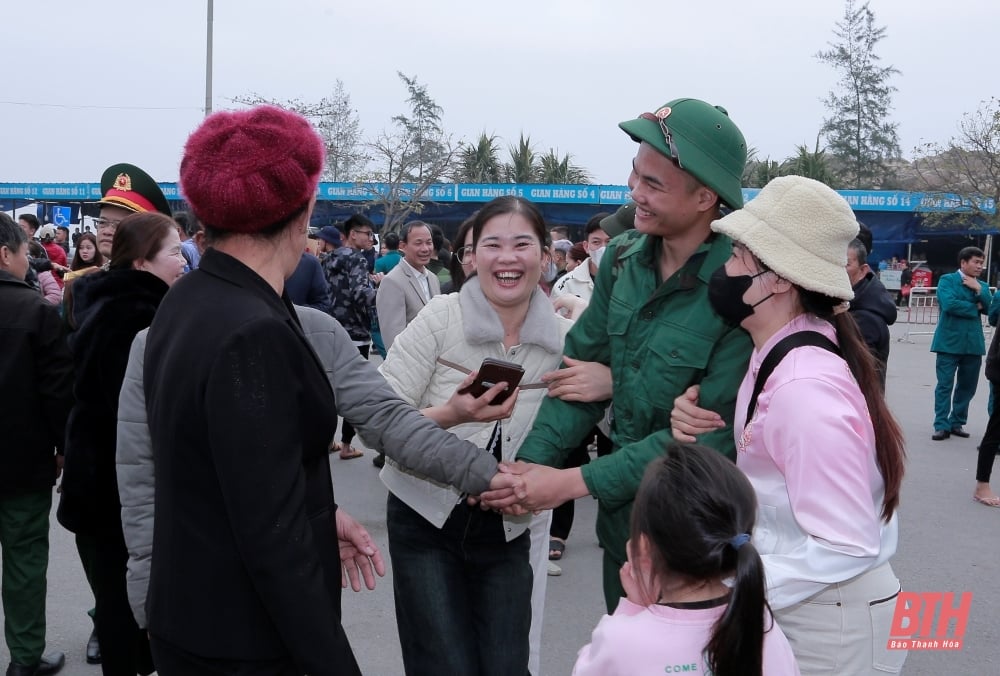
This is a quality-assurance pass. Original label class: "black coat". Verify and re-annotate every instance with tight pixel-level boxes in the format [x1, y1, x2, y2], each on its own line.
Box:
[143, 249, 359, 674]
[57, 269, 168, 535]
[850, 271, 897, 383]
[0, 271, 74, 496]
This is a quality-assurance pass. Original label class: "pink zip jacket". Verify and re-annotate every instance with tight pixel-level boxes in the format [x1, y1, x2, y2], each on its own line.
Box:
[735, 313, 898, 611]
[573, 597, 800, 675]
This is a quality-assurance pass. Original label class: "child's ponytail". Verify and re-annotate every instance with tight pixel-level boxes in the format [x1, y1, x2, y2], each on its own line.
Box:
[706, 537, 768, 676]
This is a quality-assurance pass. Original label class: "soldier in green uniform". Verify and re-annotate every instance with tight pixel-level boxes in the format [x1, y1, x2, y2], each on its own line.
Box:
[484, 98, 754, 611]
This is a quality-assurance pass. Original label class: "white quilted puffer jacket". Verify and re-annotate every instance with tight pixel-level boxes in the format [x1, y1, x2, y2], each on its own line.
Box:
[378, 276, 571, 541]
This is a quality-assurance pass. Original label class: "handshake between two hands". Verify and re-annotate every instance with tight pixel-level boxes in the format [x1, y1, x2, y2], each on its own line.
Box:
[471, 461, 585, 515]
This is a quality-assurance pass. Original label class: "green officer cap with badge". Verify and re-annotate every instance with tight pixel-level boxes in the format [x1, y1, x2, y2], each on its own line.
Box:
[600, 203, 636, 238]
[618, 98, 747, 210]
[98, 163, 171, 216]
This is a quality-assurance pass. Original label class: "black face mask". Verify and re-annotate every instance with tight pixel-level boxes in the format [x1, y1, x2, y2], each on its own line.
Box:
[708, 266, 773, 326]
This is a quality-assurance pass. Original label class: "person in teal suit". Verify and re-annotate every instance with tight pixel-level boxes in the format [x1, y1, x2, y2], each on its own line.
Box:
[931, 246, 992, 440]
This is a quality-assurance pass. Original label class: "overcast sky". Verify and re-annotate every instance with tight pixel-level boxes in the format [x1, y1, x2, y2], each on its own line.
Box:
[4, 0, 997, 186]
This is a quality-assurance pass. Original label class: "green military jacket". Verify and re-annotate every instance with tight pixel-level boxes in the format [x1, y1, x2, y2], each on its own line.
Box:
[517, 230, 752, 565]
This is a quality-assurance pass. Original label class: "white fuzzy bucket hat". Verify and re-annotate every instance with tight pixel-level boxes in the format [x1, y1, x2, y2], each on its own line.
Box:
[711, 175, 859, 301]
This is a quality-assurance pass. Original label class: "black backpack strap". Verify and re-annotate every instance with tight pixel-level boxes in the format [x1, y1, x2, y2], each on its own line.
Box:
[745, 331, 842, 425]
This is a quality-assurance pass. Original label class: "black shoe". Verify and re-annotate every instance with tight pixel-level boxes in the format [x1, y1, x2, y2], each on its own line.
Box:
[951, 427, 971, 438]
[372, 452, 385, 469]
[6, 652, 66, 676]
[86, 626, 101, 664]
[931, 429, 951, 441]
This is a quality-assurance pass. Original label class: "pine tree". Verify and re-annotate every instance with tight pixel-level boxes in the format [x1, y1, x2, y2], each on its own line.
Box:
[817, 0, 901, 188]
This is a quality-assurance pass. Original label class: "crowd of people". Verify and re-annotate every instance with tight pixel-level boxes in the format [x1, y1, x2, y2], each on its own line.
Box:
[0, 96, 942, 676]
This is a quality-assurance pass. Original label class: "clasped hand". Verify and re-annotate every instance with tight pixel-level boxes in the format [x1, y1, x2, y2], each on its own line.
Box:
[473, 462, 586, 515]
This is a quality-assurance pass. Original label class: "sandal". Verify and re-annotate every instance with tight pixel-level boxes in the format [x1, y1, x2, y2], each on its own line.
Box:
[973, 494, 1000, 508]
[336, 443, 364, 460]
[549, 538, 566, 561]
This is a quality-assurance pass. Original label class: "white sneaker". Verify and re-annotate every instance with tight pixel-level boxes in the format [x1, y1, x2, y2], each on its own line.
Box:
[547, 561, 562, 576]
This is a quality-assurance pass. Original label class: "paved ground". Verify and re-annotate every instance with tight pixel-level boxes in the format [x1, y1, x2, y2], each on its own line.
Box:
[3, 320, 998, 674]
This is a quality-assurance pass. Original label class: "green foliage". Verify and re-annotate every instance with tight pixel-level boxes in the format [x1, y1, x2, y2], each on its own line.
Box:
[366, 73, 458, 230]
[784, 137, 836, 186]
[816, 0, 901, 189]
[390, 72, 450, 183]
[504, 134, 539, 183]
[536, 149, 592, 185]
[453, 133, 503, 183]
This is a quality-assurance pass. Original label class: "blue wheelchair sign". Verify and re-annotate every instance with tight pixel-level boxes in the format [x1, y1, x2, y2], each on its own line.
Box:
[52, 206, 72, 227]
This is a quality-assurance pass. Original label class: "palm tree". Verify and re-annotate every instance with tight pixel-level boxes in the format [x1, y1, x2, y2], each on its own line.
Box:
[537, 149, 592, 184]
[784, 137, 836, 187]
[504, 134, 539, 183]
[453, 133, 503, 182]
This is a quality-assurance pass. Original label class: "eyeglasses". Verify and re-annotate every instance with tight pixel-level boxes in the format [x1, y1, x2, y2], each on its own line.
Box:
[455, 246, 472, 264]
[94, 217, 123, 231]
[354, 229, 374, 238]
[638, 112, 682, 168]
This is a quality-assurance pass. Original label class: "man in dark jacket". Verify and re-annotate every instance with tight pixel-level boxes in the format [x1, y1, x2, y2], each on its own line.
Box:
[0, 213, 73, 676]
[846, 237, 897, 387]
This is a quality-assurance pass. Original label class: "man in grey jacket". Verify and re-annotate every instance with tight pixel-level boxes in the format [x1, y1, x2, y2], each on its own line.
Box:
[116, 304, 516, 627]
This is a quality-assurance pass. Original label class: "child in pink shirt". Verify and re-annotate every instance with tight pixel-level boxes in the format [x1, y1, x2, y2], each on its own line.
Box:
[573, 443, 800, 676]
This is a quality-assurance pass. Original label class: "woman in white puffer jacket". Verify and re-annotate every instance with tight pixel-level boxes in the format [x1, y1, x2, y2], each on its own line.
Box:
[379, 196, 570, 676]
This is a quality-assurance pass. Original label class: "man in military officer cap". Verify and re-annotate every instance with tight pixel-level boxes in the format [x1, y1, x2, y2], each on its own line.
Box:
[62, 163, 171, 663]
[93, 163, 172, 259]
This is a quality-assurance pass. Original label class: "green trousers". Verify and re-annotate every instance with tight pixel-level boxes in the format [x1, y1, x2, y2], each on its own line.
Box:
[0, 490, 52, 665]
[602, 549, 625, 614]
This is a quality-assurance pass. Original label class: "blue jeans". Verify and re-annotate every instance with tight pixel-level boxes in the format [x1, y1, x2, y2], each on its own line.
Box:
[387, 493, 532, 676]
[934, 353, 982, 431]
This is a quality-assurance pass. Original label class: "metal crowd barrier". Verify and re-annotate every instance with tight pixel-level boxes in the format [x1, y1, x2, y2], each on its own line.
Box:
[897, 285, 995, 343]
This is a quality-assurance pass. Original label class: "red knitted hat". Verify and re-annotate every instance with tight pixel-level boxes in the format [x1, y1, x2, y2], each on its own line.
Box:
[180, 105, 325, 234]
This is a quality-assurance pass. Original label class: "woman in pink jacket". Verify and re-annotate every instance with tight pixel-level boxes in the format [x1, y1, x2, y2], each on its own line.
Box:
[672, 176, 907, 675]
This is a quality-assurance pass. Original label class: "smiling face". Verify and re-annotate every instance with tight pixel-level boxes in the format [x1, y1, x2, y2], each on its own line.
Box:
[472, 212, 543, 310]
[627, 143, 717, 241]
[136, 228, 186, 286]
[400, 224, 434, 271]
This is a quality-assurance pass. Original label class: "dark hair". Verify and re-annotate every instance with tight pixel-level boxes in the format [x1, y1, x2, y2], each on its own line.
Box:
[343, 213, 374, 236]
[568, 242, 588, 264]
[632, 444, 768, 676]
[204, 199, 309, 245]
[382, 232, 400, 250]
[28, 240, 46, 259]
[71, 232, 104, 270]
[448, 214, 476, 292]
[855, 221, 873, 253]
[109, 212, 176, 271]
[585, 212, 610, 237]
[958, 246, 984, 264]
[550, 224, 569, 239]
[18, 213, 40, 233]
[428, 223, 445, 252]
[848, 238, 868, 266]
[400, 221, 432, 243]
[798, 289, 906, 519]
[471, 196, 547, 249]
[0, 212, 28, 253]
[173, 211, 202, 238]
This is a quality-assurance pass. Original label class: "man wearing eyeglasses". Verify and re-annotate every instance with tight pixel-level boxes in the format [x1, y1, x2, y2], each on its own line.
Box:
[321, 215, 379, 460]
[487, 98, 755, 611]
[92, 164, 172, 260]
[62, 163, 171, 663]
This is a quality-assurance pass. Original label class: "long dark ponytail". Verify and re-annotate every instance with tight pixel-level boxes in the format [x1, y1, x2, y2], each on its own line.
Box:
[632, 444, 770, 676]
[800, 289, 906, 519]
